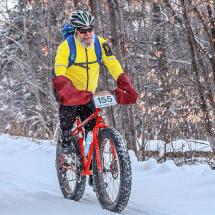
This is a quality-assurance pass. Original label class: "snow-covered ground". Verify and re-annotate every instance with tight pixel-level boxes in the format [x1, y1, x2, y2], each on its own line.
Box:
[0, 0, 17, 22]
[144, 139, 211, 153]
[0, 134, 215, 215]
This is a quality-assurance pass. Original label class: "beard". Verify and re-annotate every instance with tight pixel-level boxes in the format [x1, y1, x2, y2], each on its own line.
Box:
[80, 38, 93, 48]
[76, 32, 94, 48]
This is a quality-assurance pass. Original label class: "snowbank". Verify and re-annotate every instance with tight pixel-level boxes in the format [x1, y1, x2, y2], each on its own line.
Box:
[0, 134, 215, 215]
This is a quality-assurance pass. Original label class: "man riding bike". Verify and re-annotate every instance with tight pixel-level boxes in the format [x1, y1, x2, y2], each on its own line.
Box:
[52, 10, 138, 154]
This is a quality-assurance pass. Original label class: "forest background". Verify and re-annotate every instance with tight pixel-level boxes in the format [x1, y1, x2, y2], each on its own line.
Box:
[0, 0, 215, 166]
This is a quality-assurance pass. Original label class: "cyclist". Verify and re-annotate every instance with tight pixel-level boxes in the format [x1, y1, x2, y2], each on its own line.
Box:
[52, 10, 138, 153]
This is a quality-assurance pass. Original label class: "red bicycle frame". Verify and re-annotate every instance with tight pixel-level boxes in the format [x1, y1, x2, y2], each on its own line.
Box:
[70, 108, 111, 176]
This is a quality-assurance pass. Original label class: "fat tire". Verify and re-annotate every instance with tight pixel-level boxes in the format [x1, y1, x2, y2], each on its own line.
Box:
[56, 137, 86, 201]
[93, 127, 132, 213]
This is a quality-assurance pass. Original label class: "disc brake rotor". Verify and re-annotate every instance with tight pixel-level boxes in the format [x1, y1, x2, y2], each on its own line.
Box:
[59, 153, 82, 182]
[110, 159, 119, 179]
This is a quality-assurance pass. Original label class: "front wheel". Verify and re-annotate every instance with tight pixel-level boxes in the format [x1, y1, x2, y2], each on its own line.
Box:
[92, 127, 132, 213]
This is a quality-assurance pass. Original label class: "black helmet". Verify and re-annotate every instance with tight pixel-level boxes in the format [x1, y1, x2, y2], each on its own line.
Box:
[70, 10, 95, 28]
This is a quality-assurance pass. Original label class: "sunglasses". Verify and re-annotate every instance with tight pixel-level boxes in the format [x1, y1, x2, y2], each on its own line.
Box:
[77, 27, 94, 34]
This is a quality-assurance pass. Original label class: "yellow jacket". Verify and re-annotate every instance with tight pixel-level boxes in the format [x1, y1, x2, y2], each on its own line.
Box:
[54, 35, 123, 93]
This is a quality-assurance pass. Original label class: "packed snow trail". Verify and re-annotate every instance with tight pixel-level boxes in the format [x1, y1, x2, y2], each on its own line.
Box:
[0, 134, 215, 215]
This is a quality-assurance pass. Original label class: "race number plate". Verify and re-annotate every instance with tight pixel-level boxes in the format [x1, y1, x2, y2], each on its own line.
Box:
[93, 94, 117, 108]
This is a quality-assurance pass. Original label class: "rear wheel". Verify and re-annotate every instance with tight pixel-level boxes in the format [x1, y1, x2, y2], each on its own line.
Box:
[56, 134, 86, 201]
[92, 127, 132, 213]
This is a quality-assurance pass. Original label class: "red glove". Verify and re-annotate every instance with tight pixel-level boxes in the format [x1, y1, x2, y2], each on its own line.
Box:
[52, 76, 92, 106]
[115, 73, 139, 105]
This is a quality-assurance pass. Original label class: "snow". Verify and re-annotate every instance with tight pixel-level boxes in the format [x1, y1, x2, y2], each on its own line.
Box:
[0, 0, 17, 21]
[0, 134, 215, 215]
[144, 139, 211, 154]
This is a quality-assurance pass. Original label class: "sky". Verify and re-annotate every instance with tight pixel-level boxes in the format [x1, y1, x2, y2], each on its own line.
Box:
[0, 134, 215, 215]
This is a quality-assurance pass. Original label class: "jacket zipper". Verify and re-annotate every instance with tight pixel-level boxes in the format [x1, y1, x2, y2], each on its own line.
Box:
[85, 48, 89, 91]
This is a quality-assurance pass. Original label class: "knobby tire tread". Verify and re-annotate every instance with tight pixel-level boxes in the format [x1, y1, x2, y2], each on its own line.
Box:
[56, 138, 86, 201]
[93, 127, 132, 213]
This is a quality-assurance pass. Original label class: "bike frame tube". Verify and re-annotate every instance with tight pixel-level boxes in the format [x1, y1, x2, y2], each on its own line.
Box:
[71, 108, 108, 176]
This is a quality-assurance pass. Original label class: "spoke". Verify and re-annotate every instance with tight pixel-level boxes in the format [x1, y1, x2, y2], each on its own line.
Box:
[102, 141, 121, 202]
[59, 151, 82, 192]
[106, 173, 119, 200]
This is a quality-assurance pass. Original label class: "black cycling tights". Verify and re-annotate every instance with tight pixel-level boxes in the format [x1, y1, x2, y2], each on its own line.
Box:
[59, 100, 96, 134]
